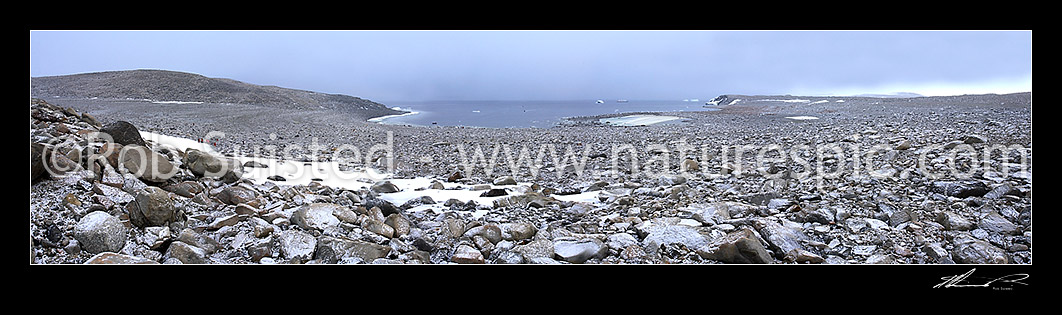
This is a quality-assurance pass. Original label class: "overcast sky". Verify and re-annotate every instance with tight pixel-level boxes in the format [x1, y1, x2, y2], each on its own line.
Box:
[29, 30, 1032, 101]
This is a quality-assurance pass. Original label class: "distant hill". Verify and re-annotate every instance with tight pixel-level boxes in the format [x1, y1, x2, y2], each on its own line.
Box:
[30, 69, 404, 119]
[854, 92, 925, 98]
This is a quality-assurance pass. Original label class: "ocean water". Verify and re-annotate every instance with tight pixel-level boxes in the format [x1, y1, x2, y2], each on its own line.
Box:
[372, 100, 720, 128]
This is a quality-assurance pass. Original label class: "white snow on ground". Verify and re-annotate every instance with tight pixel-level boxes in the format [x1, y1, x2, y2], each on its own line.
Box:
[784, 116, 820, 120]
[141, 131, 216, 154]
[367, 111, 420, 123]
[810, 100, 830, 104]
[599, 114, 684, 126]
[727, 99, 742, 105]
[762, 99, 811, 103]
[138, 131, 604, 220]
[152, 100, 204, 104]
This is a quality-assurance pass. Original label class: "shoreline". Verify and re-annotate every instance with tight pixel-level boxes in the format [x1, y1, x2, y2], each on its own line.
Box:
[367, 110, 421, 124]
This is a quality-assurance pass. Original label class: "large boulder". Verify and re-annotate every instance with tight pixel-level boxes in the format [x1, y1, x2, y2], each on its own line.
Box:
[951, 236, 1008, 264]
[451, 244, 486, 264]
[184, 148, 242, 182]
[164, 241, 210, 264]
[697, 228, 773, 264]
[641, 224, 708, 254]
[492, 176, 518, 186]
[120, 145, 176, 183]
[370, 181, 400, 193]
[753, 218, 811, 259]
[127, 187, 177, 228]
[85, 252, 157, 264]
[100, 121, 146, 146]
[315, 235, 390, 263]
[290, 203, 342, 231]
[278, 229, 318, 263]
[553, 237, 608, 263]
[73, 211, 128, 254]
[499, 222, 537, 241]
[31, 143, 48, 182]
[216, 185, 258, 205]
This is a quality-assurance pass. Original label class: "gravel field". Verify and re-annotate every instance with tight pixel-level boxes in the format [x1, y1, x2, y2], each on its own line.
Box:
[30, 92, 1032, 264]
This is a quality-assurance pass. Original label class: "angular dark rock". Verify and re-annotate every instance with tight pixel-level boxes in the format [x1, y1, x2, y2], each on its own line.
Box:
[100, 121, 146, 146]
[127, 187, 177, 228]
[929, 181, 989, 198]
[697, 227, 772, 264]
[479, 188, 508, 197]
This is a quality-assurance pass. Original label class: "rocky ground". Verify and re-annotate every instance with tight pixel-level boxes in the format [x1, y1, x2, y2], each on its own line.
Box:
[29, 92, 1032, 264]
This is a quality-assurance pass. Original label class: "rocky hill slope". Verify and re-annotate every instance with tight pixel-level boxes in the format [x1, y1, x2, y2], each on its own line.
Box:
[30, 69, 403, 119]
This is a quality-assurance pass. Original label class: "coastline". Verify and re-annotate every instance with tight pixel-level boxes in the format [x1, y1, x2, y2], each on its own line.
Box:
[367, 110, 420, 124]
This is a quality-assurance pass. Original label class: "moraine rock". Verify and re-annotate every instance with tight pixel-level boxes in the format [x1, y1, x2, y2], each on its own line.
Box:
[164, 241, 210, 264]
[923, 243, 953, 264]
[243, 161, 269, 168]
[362, 219, 395, 238]
[978, 211, 1021, 235]
[371, 181, 400, 193]
[951, 236, 1008, 264]
[384, 213, 412, 238]
[929, 181, 989, 198]
[690, 202, 731, 225]
[217, 185, 258, 205]
[492, 176, 518, 186]
[31, 143, 48, 182]
[291, 203, 342, 231]
[493, 192, 554, 209]
[452, 244, 486, 264]
[479, 188, 508, 197]
[499, 222, 538, 241]
[167, 181, 205, 198]
[697, 227, 773, 264]
[754, 218, 811, 259]
[99, 121, 146, 146]
[606, 233, 639, 251]
[184, 148, 242, 182]
[552, 237, 608, 263]
[657, 174, 687, 186]
[85, 252, 158, 264]
[316, 235, 390, 264]
[936, 211, 975, 231]
[641, 224, 708, 255]
[127, 187, 178, 228]
[119, 145, 176, 183]
[962, 134, 987, 144]
[278, 229, 317, 263]
[73, 211, 128, 254]
[93, 182, 134, 204]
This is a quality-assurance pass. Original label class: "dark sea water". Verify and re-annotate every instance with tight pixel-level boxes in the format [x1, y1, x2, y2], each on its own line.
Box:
[371, 99, 719, 128]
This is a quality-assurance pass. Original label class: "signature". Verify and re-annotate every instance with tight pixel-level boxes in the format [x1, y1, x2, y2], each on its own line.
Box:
[934, 268, 1030, 289]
